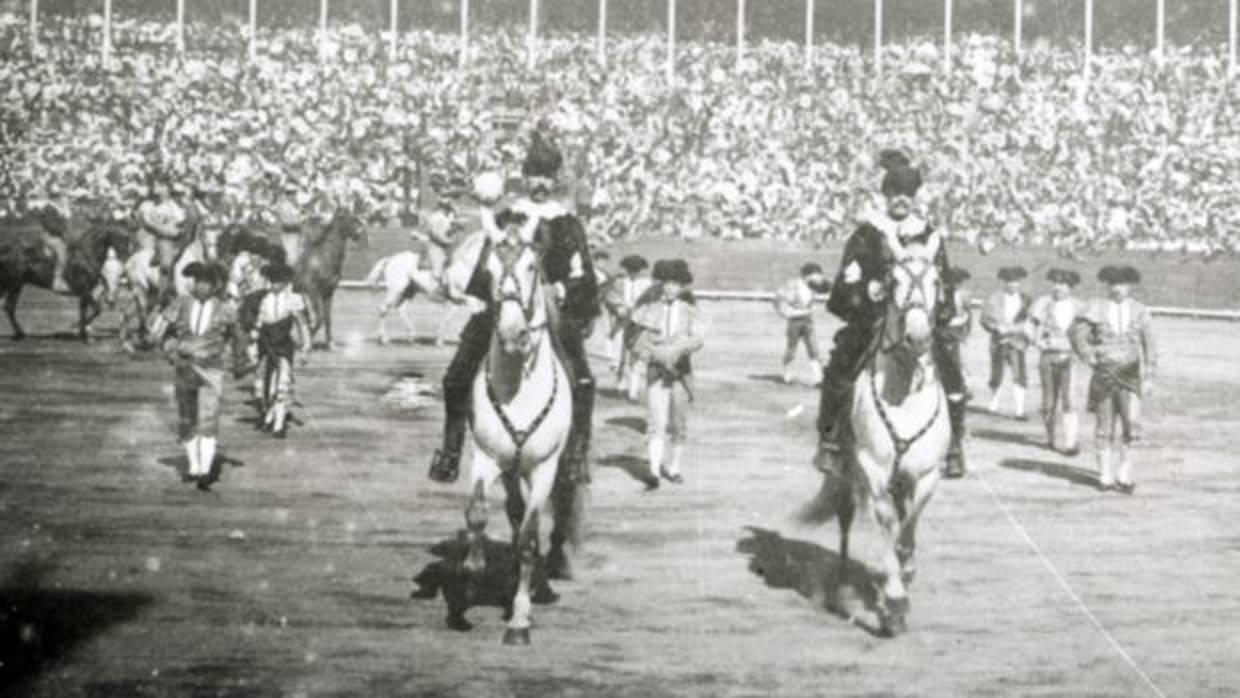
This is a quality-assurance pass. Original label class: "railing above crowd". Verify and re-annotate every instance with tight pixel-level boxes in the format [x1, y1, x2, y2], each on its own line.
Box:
[1, 3, 1239, 258]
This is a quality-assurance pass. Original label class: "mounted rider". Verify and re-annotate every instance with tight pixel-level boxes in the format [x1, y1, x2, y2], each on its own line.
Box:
[273, 180, 306, 268]
[136, 174, 187, 285]
[32, 181, 73, 293]
[815, 152, 967, 475]
[429, 130, 602, 489]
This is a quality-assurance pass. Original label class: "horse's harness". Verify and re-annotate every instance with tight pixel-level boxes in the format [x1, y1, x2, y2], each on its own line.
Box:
[482, 239, 559, 468]
[868, 255, 944, 476]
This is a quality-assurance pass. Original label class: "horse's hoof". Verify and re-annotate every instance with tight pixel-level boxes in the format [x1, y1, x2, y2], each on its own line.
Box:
[446, 614, 473, 632]
[531, 582, 560, 605]
[502, 627, 531, 646]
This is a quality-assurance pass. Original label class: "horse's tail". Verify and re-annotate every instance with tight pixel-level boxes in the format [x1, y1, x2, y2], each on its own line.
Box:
[365, 255, 390, 288]
[796, 475, 842, 527]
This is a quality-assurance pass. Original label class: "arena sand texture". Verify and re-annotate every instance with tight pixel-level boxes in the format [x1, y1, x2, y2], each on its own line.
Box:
[1, 238, 1238, 697]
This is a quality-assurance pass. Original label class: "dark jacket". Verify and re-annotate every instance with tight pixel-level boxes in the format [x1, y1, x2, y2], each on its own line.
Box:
[827, 217, 954, 329]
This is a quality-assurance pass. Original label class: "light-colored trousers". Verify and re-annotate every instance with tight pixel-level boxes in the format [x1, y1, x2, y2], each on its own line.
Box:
[646, 377, 690, 444]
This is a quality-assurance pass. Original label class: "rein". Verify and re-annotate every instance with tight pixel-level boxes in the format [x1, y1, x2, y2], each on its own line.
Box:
[866, 255, 945, 483]
[481, 239, 557, 469]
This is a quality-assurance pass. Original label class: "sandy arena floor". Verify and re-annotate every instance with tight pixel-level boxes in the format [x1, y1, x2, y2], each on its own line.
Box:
[1, 287, 1238, 697]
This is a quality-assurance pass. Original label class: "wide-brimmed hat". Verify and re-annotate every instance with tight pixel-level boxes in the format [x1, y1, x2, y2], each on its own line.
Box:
[1098, 265, 1141, 285]
[1046, 268, 1081, 286]
[997, 266, 1028, 282]
[620, 254, 649, 273]
[653, 258, 693, 285]
[181, 262, 225, 287]
[262, 262, 295, 284]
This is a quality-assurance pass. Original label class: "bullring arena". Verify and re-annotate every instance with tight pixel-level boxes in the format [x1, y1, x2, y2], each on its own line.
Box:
[2, 229, 1238, 697]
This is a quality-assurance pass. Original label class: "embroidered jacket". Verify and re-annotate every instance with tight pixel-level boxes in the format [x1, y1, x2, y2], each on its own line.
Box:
[1069, 297, 1157, 378]
[155, 295, 238, 370]
[1029, 295, 1086, 354]
[630, 290, 705, 387]
[827, 212, 954, 328]
[776, 277, 817, 320]
[981, 290, 1033, 350]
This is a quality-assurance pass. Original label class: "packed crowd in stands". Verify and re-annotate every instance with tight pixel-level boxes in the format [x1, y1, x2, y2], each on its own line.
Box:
[1, 12, 1239, 255]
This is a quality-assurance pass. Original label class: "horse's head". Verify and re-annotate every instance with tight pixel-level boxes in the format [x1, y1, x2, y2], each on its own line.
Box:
[487, 234, 546, 358]
[333, 208, 369, 250]
[884, 253, 940, 356]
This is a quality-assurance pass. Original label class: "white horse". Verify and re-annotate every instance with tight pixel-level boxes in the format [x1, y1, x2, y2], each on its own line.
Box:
[460, 233, 573, 646]
[364, 249, 475, 346]
[803, 249, 951, 637]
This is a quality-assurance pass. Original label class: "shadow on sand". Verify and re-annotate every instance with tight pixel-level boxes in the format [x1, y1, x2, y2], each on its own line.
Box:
[999, 458, 1101, 489]
[0, 560, 152, 694]
[157, 452, 245, 488]
[971, 427, 1042, 448]
[596, 454, 654, 487]
[736, 526, 887, 637]
[747, 373, 789, 386]
[604, 415, 647, 435]
[411, 533, 558, 632]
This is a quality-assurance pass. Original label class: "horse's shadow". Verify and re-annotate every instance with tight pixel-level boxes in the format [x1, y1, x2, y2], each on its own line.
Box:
[604, 416, 647, 434]
[736, 526, 887, 637]
[971, 427, 1042, 448]
[0, 560, 152, 694]
[747, 373, 788, 386]
[411, 532, 558, 632]
[596, 453, 653, 487]
[999, 458, 1100, 489]
[157, 452, 245, 486]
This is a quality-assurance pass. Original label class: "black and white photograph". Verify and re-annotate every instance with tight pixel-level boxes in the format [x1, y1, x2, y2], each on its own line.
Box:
[1, 0, 1238, 695]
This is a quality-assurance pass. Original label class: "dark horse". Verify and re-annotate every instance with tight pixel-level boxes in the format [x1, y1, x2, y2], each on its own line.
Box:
[1, 210, 132, 341]
[294, 208, 367, 349]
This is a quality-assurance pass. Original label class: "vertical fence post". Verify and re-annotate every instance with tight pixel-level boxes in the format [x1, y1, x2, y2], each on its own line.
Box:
[29, 0, 38, 55]
[597, 0, 606, 64]
[527, 0, 538, 69]
[103, 0, 112, 67]
[459, 0, 469, 69]
[176, 0, 184, 54]
[248, 0, 256, 63]
[805, 0, 814, 71]
[874, 0, 883, 78]
[1083, 0, 1093, 90]
[943, 0, 952, 73]
[667, 0, 676, 84]
[1155, 0, 1165, 59]
[389, 0, 398, 61]
[1014, 0, 1022, 56]
[736, 0, 745, 71]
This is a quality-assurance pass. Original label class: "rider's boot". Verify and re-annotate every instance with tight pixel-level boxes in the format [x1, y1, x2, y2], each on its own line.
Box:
[429, 385, 469, 483]
[944, 398, 968, 478]
[814, 366, 853, 478]
[429, 316, 490, 483]
[1061, 411, 1080, 456]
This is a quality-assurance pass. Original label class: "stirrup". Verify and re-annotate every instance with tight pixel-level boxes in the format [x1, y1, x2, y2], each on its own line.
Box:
[428, 449, 460, 483]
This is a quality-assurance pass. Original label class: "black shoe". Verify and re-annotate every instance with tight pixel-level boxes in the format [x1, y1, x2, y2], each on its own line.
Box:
[660, 468, 684, 484]
[1116, 481, 1136, 495]
[943, 452, 967, 479]
[195, 478, 212, 492]
[640, 473, 660, 491]
[429, 449, 460, 483]
[273, 425, 287, 439]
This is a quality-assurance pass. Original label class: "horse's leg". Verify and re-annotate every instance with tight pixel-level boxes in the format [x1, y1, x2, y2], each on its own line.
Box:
[398, 301, 418, 344]
[436, 302, 461, 348]
[504, 451, 560, 646]
[323, 289, 335, 349]
[896, 468, 941, 587]
[837, 478, 855, 573]
[463, 448, 501, 577]
[79, 295, 100, 343]
[375, 302, 390, 345]
[4, 287, 24, 341]
[871, 488, 910, 637]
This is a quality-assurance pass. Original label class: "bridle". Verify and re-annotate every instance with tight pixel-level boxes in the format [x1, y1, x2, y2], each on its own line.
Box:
[481, 238, 558, 468]
[869, 254, 944, 478]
